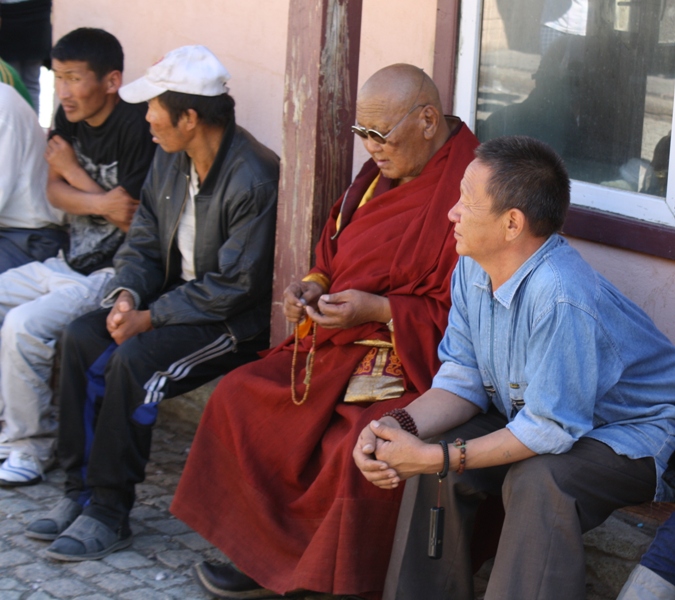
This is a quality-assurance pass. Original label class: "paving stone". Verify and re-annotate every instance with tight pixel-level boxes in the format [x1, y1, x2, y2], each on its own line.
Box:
[148, 451, 183, 465]
[202, 546, 228, 564]
[145, 473, 181, 488]
[15, 561, 62, 583]
[130, 523, 149, 536]
[40, 576, 97, 597]
[72, 595, 115, 600]
[128, 566, 190, 590]
[0, 549, 33, 567]
[92, 571, 142, 593]
[0, 496, 43, 513]
[44, 470, 66, 484]
[16, 485, 61, 501]
[103, 550, 154, 569]
[0, 511, 33, 536]
[130, 533, 172, 554]
[148, 518, 192, 536]
[9, 532, 50, 549]
[25, 591, 60, 600]
[150, 427, 174, 443]
[120, 589, 176, 600]
[136, 484, 167, 500]
[162, 580, 210, 599]
[66, 559, 114, 578]
[173, 531, 211, 551]
[0, 517, 29, 535]
[1, 592, 26, 600]
[155, 548, 202, 570]
[146, 494, 175, 510]
[583, 515, 653, 561]
[130, 505, 165, 521]
[0, 487, 17, 500]
[0, 576, 21, 589]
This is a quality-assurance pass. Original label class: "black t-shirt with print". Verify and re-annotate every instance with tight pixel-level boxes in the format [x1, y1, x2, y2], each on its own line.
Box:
[52, 99, 155, 274]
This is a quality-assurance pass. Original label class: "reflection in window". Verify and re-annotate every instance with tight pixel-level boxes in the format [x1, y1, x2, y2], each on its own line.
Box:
[476, 0, 675, 198]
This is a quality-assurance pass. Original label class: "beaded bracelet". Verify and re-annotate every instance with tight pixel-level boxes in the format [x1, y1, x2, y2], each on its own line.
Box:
[381, 408, 419, 437]
[453, 438, 467, 474]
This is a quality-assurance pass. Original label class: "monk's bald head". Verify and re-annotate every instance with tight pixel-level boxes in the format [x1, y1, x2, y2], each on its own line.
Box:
[354, 64, 450, 184]
[357, 64, 442, 119]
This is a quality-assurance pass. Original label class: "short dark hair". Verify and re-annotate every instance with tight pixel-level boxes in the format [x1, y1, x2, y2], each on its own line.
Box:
[475, 136, 570, 237]
[52, 28, 124, 80]
[157, 91, 235, 129]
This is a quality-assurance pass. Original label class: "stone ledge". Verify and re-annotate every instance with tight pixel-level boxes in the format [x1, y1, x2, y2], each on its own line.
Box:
[158, 378, 221, 427]
[583, 502, 675, 598]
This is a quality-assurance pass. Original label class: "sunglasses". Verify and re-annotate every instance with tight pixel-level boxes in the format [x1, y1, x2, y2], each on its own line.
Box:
[352, 68, 426, 145]
[351, 103, 426, 145]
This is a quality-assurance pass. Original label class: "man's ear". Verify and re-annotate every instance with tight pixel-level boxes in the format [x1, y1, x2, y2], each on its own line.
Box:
[106, 70, 122, 94]
[421, 105, 440, 140]
[504, 208, 526, 242]
[181, 108, 199, 131]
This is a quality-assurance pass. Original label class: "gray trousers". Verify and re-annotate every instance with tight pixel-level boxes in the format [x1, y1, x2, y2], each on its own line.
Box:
[384, 410, 657, 600]
[0, 257, 113, 462]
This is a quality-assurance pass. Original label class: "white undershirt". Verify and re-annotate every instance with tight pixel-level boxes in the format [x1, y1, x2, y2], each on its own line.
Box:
[177, 160, 198, 282]
[542, 0, 588, 36]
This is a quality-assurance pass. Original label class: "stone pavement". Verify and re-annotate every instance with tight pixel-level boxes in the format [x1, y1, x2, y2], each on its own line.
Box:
[0, 409, 341, 600]
[0, 411, 222, 600]
[0, 396, 667, 600]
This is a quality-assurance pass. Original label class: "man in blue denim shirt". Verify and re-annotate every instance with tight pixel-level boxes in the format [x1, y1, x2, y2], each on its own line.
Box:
[354, 136, 675, 600]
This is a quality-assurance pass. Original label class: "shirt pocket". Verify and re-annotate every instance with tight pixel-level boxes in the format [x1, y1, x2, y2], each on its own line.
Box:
[483, 380, 496, 404]
[508, 381, 528, 419]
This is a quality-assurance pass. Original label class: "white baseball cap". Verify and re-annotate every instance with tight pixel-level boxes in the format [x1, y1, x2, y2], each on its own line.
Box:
[119, 45, 231, 103]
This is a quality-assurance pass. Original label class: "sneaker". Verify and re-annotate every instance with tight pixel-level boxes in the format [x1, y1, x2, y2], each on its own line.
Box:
[0, 442, 13, 461]
[0, 450, 46, 486]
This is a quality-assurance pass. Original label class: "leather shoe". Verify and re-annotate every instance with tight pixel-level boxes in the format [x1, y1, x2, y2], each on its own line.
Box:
[193, 561, 281, 599]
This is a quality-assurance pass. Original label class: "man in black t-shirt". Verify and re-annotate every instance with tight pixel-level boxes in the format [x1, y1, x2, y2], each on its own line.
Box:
[0, 28, 154, 486]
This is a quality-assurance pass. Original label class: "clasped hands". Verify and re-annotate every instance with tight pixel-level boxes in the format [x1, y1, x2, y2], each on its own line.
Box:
[282, 280, 390, 329]
[106, 290, 152, 345]
[353, 418, 436, 490]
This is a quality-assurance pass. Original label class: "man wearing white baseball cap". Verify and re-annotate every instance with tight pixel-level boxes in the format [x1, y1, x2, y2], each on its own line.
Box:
[120, 44, 232, 101]
[26, 45, 280, 562]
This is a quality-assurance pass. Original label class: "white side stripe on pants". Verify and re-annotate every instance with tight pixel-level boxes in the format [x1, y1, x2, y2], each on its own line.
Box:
[142, 334, 235, 404]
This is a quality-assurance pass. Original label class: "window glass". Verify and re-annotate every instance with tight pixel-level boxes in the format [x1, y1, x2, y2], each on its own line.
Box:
[476, 0, 675, 199]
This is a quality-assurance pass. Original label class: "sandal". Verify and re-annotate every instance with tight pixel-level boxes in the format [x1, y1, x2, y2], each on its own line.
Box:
[45, 515, 132, 561]
[26, 497, 82, 541]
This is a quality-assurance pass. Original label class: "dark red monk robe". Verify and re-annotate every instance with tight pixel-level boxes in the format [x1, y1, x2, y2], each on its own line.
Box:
[171, 123, 479, 598]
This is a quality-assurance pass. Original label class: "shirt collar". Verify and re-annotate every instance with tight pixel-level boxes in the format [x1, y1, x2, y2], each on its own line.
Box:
[189, 160, 200, 196]
[474, 234, 565, 308]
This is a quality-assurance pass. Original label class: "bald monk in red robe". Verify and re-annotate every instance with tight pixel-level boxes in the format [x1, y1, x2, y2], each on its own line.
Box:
[171, 63, 479, 600]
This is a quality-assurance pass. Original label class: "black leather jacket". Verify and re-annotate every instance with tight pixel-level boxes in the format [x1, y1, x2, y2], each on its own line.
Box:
[104, 121, 279, 343]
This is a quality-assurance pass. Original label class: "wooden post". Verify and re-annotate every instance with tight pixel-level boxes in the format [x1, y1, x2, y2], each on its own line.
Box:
[433, 0, 461, 114]
[271, 0, 362, 345]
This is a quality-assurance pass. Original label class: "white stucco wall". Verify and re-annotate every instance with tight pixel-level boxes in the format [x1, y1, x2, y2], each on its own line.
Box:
[53, 1, 675, 344]
[352, 0, 438, 173]
[569, 237, 675, 344]
[53, 0, 436, 163]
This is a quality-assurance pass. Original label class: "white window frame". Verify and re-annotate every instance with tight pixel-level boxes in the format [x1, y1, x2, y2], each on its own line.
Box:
[454, 2, 675, 228]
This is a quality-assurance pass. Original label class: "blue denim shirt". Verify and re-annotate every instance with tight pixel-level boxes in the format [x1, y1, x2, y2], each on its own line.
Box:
[432, 234, 675, 501]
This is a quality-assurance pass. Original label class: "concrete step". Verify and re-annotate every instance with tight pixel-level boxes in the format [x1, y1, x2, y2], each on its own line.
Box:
[160, 378, 220, 426]
[473, 502, 675, 598]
